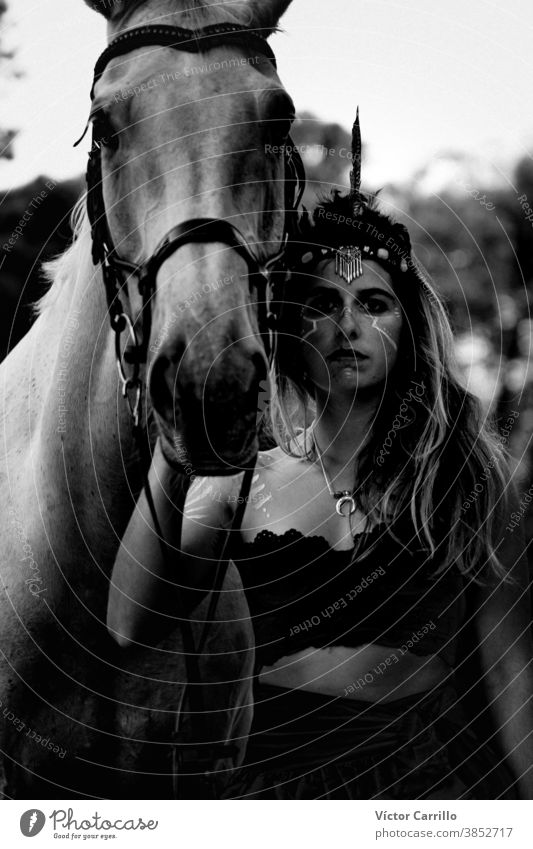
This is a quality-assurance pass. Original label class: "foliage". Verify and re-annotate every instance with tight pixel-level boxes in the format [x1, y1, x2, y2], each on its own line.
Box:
[0, 176, 83, 359]
[0, 1, 17, 159]
[290, 112, 353, 209]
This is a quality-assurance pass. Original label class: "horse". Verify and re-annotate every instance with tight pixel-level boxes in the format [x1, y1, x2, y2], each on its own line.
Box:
[0, 0, 300, 798]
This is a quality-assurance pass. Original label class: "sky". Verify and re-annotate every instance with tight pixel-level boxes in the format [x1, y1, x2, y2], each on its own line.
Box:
[0, 0, 532, 192]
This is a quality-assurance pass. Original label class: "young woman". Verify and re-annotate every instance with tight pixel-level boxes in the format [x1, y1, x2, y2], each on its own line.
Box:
[108, 185, 533, 800]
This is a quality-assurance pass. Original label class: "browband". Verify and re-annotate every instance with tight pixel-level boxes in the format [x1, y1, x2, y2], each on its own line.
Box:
[91, 23, 276, 97]
[289, 241, 412, 279]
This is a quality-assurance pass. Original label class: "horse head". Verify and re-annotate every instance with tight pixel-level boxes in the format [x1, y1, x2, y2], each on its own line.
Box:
[84, 0, 299, 474]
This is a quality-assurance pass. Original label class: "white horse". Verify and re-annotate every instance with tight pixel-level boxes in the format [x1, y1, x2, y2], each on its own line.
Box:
[0, 0, 296, 798]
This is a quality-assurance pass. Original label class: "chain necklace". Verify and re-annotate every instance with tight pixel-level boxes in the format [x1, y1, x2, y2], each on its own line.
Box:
[312, 431, 357, 518]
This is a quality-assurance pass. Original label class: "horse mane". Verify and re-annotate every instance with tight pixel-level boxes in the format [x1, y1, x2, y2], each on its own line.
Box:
[36, 195, 96, 316]
[85, 1, 262, 29]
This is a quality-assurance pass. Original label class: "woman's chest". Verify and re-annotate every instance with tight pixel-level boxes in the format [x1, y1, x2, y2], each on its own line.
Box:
[239, 454, 370, 549]
[233, 525, 464, 678]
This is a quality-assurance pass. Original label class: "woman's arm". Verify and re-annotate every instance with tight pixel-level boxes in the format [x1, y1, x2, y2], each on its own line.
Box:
[471, 482, 533, 799]
[107, 439, 239, 649]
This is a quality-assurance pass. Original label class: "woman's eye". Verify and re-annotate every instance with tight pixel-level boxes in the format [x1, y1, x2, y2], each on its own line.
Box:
[304, 295, 339, 317]
[316, 296, 339, 313]
[363, 298, 388, 314]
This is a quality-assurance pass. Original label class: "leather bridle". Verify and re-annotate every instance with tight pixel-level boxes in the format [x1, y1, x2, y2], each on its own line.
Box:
[83, 22, 304, 426]
[81, 22, 305, 798]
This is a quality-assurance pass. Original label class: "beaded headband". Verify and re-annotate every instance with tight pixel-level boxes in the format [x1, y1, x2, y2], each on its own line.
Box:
[290, 109, 412, 282]
[295, 242, 411, 281]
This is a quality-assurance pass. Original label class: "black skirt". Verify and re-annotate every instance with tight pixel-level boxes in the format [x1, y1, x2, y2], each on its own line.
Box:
[221, 680, 518, 800]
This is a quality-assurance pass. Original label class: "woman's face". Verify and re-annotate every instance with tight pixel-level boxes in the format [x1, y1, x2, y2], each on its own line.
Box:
[297, 258, 403, 399]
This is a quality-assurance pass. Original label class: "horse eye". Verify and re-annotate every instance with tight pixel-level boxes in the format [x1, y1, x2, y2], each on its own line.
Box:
[262, 90, 295, 142]
[271, 117, 293, 141]
[90, 110, 118, 151]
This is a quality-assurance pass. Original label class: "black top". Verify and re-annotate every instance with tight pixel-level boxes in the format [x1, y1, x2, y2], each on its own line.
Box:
[232, 523, 467, 671]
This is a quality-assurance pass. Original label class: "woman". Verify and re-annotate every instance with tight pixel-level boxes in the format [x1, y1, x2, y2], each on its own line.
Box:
[108, 135, 533, 800]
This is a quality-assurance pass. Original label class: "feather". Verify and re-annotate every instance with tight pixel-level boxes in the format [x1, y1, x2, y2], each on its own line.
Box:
[350, 106, 364, 217]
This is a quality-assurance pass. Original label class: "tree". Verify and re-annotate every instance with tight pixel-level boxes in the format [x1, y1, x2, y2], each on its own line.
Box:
[290, 112, 353, 208]
[513, 156, 533, 294]
[0, 1, 16, 159]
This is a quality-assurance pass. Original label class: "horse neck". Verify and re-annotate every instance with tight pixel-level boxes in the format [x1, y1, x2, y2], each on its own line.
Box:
[37, 251, 138, 531]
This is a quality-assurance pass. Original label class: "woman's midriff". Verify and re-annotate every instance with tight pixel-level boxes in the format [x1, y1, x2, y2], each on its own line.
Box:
[258, 644, 451, 703]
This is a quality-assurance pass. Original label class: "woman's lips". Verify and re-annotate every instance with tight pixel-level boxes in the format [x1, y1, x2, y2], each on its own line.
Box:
[328, 349, 368, 361]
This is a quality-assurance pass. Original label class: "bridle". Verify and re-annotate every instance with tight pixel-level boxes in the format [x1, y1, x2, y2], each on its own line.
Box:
[83, 22, 305, 427]
[81, 22, 305, 798]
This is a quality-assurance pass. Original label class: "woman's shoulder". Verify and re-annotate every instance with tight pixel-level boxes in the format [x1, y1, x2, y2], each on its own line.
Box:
[257, 445, 291, 467]
[256, 444, 308, 479]
[182, 448, 291, 514]
[184, 441, 308, 509]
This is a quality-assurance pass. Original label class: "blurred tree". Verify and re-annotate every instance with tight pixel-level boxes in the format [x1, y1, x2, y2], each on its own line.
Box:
[0, 1, 17, 159]
[496, 156, 533, 543]
[0, 175, 83, 360]
[290, 112, 353, 208]
[406, 189, 516, 334]
[513, 156, 533, 296]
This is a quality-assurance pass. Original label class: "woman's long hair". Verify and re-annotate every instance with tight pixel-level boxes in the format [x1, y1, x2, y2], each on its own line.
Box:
[267, 192, 513, 586]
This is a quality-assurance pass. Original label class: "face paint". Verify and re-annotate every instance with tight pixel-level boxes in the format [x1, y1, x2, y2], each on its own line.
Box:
[370, 315, 399, 352]
[184, 478, 216, 522]
[300, 316, 320, 342]
[250, 474, 273, 513]
[296, 259, 403, 395]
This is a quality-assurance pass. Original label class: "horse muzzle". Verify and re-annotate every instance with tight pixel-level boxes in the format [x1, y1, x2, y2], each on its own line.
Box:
[149, 340, 267, 475]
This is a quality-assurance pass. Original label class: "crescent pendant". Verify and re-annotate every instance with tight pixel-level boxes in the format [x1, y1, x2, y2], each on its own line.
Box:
[335, 495, 357, 517]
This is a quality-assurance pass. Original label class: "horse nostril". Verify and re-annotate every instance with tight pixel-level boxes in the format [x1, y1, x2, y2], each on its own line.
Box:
[149, 355, 177, 423]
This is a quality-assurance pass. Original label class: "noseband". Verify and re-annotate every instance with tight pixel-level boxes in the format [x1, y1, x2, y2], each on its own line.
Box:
[83, 23, 305, 424]
[82, 22, 305, 799]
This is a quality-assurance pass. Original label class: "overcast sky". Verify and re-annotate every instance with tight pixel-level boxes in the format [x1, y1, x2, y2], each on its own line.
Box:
[1, 0, 532, 191]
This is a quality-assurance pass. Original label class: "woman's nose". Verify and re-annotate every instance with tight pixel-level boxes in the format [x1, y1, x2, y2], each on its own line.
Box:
[337, 305, 361, 335]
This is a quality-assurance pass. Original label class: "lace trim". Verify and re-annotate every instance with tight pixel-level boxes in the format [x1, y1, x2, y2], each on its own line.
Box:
[240, 522, 388, 554]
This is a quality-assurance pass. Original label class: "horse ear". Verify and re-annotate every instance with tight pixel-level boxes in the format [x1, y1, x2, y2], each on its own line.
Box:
[83, 1, 293, 29]
[83, 1, 108, 17]
[83, 0, 125, 18]
[244, 0, 294, 33]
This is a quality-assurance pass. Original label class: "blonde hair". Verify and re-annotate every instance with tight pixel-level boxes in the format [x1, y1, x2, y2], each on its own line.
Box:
[268, 199, 513, 586]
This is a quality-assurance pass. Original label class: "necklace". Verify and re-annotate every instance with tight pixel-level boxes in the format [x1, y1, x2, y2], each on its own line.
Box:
[312, 432, 357, 518]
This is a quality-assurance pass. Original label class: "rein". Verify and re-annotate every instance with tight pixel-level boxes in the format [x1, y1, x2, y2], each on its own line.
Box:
[82, 21, 305, 798]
